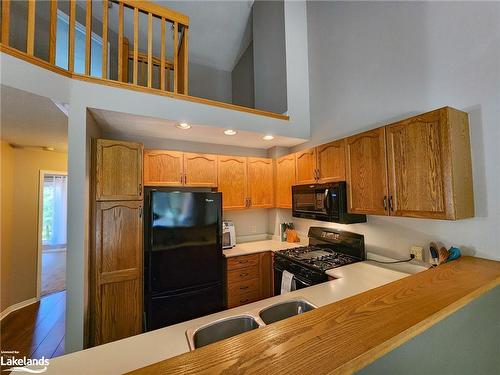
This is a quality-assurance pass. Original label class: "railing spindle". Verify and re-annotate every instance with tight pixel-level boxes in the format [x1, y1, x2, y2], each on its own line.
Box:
[166, 67, 171, 91]
[117, 1, 123, 81]
[133, 7, 138, 85]
[173, 21, 178, 93]
[122, 38, 129, 83]
[1, 0, 10, 45]
[85, 0, 92, 75]
[160, 17, 166, 91]
[49, 0, 57, 64]
[27, 0, 36, 55]
[102, 0, 108, 79]
[147, 12, 152, 88]
[179, 26, 189, 94]
[68, 0, 76, 72]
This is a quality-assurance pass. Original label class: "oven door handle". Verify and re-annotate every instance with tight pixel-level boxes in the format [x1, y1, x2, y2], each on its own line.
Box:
[324, 188, 331, 212]
[293, 275, 312, 288]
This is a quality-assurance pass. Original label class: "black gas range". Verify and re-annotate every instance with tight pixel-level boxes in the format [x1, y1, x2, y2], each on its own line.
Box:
[274, 227, 365, 295]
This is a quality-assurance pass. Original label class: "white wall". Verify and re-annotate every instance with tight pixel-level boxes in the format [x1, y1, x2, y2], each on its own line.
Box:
[276, 1, 500, 261]
[189, 62, 232, 104]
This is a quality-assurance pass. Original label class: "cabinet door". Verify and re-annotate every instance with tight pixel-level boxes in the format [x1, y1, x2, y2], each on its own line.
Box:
[317, 140, 346, 182]
[92, 201, 143, 346]
[218, 156, 247, 210]
[184, 153, 218, 187]
[386, 109, 450, 219]
[258, 252, 273, 300]
[95, 139, 143, 201]
[295, 148, 317, 184]
[345, 128, 389, 215]
[276, 154, 296, 209]
[143, 150, 183, 186]
[247, 157, 274, 208]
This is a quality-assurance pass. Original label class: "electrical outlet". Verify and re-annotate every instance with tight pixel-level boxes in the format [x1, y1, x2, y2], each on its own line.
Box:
[410, 246, 424, 261]
[250, 225, 257, 234]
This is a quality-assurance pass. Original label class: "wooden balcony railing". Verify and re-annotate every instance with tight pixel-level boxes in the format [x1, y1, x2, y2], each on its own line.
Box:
[0, 0, 189, 94]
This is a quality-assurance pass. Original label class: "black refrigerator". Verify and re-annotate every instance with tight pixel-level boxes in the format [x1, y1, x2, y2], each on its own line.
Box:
[144, 188, 224, 331]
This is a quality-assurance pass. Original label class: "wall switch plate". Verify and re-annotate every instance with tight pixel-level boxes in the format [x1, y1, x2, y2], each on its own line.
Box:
[410, 246, 424, 261]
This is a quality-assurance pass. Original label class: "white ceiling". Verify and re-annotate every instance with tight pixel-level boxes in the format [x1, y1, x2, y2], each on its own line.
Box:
[90, 108, 305, 150]
[0, 85, 68, 152]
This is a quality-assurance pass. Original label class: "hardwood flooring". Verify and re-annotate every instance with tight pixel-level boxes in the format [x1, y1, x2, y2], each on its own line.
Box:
[41, 251, 66, 296]
[0, 291, 66, 369]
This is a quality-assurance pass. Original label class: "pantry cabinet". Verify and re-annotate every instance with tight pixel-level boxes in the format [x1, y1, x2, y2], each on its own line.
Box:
[218, 156, 248, 210]
[247, 157, 274, 208]
[345, 127, 389, 216]
[275, 154, 296, 209]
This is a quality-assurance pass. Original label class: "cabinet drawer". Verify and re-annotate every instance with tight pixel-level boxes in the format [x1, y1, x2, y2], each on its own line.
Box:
[228, 291, 260, 309]
[227, 265, 259, 283]
[227, 254, 260, 270]
[228, 278, 259, 297]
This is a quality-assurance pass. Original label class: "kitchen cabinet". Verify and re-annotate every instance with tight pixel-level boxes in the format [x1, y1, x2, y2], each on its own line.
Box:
[295, 148, 317, 185]
[247, 157, 274, 208]
[275, 154, 296, 209]
[386, 107, 473, 219]
[90, 139, 143, 347]
[95, 139, 143, 201]
[218, 156, 248, 210]
[143, 150, 183, 186]
[183, 153, 218, 187]
[345, 127, 389, 215]
[316, 139, 346, 182]
[226, 252, 273, 308]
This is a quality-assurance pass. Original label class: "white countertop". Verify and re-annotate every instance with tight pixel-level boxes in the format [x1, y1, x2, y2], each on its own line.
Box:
[223, 239, 306, 257]
[47, 244, 428, 375]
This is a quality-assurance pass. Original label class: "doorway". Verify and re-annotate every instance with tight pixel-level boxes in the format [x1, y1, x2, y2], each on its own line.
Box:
[37, 171, 68, 297]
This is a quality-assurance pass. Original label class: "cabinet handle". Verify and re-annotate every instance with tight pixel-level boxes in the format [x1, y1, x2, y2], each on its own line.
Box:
[389, 196, 394, 211]
[139, 207, 143, 218]
[240, 298, 249, 303]
[184, 174, 187, 184]
[248, 197, 251, 207]
[240, 272, 249, 277]
[139, 183, 142, 195]
[239, 260, 249, 264]
[180, 174, 184, 184]
[383, 196, 388, 211]
[239, 286, 249, 290]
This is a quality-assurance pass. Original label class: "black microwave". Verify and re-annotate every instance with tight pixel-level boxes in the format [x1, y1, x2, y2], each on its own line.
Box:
[292, 182, 366, 224]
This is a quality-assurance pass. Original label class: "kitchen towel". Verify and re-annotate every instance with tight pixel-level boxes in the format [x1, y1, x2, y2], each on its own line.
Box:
[281, 270, 296, 294]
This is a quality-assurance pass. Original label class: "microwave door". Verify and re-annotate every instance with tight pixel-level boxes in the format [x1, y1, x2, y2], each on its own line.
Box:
[326, 186, 340, 219]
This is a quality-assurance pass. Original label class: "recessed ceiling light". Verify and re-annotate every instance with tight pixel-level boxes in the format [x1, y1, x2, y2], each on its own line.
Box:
[176, 122, 191, 130]
[224, 129, 237, 136]
[263, 135, 274, 141]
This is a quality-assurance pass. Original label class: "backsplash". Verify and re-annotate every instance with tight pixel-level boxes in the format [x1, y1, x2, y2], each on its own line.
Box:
[223, 209, 270, 243]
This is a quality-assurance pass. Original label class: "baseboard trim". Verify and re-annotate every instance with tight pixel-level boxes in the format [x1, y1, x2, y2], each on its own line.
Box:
[0, 297, 39, 321]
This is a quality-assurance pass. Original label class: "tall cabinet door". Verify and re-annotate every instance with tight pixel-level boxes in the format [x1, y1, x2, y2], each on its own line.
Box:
[276, 154, 296, 209]
[317, 139, 346, 183]
[96, 139, 143, 200]
[92, 201, 143, 345]
[143, 150, 183, 186]
[345, 128, 389, 215]
[386, 109, 450, 219]
[218, 156, 248, 210]
[247, 157, 274, 208]
[183, 153, 218, 187]
[295, 148, 317, 184]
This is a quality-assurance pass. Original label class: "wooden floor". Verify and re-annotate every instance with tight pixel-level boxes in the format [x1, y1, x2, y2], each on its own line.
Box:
[41, 251, 66, 296]
[0, 291, 66, 366]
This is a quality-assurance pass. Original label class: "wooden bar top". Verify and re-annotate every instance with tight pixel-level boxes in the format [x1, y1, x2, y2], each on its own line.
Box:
[128, 257, 500, 374]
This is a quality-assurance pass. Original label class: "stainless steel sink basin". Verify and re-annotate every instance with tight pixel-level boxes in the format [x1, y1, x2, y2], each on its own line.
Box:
[187, 315, 261, 349]
[259, 299, 316, 325]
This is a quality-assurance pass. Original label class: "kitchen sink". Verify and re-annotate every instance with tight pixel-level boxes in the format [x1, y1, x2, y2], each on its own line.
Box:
[258, 299, 316, 325]
[187, 315, 261, 349]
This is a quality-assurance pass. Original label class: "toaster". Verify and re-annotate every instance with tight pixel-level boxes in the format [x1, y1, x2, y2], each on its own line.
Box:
[222, 220, 236, 249]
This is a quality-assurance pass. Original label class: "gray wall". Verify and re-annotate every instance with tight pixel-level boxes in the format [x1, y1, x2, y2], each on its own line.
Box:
[231, 42, 255, 108]
[189, 62, 232, 104]
[290, 1, 500, 261]
[358, 286, 500, 374]
[252, 0, 287, 114]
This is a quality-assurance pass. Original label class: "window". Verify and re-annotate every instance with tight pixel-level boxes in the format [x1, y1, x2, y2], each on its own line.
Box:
[42, 175, 68, 249]
[55, 10, 109, 77]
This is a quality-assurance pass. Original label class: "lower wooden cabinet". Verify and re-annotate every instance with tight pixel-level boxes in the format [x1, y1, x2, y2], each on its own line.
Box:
[90, 201, 143, 346]
[226, 252, 273, 308]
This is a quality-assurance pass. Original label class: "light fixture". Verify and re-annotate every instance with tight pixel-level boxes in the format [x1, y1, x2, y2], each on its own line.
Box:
[176, 122, 191, 130]
[263, 135, 274, 141]
[224, 129, 237, 136]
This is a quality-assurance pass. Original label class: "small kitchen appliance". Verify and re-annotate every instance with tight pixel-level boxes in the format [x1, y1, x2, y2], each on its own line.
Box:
[274, 227, 365, 295]
[222, 220, 236, 249]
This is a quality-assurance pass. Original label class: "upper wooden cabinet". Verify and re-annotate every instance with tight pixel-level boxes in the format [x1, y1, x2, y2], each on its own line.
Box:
[143, 150, 217, 187]
[183, 153, 218, 187]
[275, 154, 296, 209]
[346, 127, 389, 215]
[317, 140, 346, 183]
[95, 139, 143, 201]
[143, 150, 183, 186]
[247, 157, 274, 208]
[295, 148, 317, 184]
[218, 156, 248, 210]
[346, 107, 474, 220]
[386, 107, 473, 220]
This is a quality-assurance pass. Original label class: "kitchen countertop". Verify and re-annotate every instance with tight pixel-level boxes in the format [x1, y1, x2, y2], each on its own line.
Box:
[223, 239, 306, 257]
[130, 257, 500, 375]
[46, 250, 420, 374]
